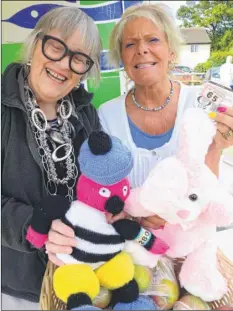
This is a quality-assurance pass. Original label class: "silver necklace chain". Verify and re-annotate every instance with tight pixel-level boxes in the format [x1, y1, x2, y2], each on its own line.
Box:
[24, 82, 78, 202]
[131, 80, 174, 112]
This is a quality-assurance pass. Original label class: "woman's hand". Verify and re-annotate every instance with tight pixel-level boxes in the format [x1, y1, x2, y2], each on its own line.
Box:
[210, 106, 233, 150]
[45, 219, 77, 266]
[105, 211, 166, 230]
[105, 211, 132, 224]
[140, 215, 166, 230]
[206, 106, 233, 176]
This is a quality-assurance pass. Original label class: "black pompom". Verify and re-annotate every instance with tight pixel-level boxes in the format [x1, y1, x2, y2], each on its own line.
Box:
[39, 195, 71, 220]
[31, 195, 70, 235]
[112, 279, 139, 304]
[113, 219, 141, 240]
[67, 293, 92, 310]
[88, 131, 112, 155]
[105, 196, 124, 215]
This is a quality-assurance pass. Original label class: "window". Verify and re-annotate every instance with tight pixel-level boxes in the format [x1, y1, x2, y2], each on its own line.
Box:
[191, 44, 198, 53]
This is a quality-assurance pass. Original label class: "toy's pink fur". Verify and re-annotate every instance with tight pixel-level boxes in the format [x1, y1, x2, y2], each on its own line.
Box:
[77, 174, 169, 256]
[26, 225, 48, 248]
[77, 174, 130, 213]
[124, 108, 233, 301]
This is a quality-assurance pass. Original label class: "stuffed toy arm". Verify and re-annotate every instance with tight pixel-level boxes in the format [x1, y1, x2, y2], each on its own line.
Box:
[104, 189, 169, 255]
[112, 219, 169, 255]
[26, 195, 71, 248]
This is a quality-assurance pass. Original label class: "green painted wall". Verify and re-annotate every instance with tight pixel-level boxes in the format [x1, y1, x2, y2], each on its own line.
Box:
[96, 22, 115, 50]
[88, 71, 121, 108]
[2, 43, 23, 72]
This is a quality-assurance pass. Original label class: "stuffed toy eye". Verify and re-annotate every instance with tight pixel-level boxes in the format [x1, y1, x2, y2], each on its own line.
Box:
[123, 185, 128, 197]
[189, 193, 198, 201]
[99, 188, 111, 198]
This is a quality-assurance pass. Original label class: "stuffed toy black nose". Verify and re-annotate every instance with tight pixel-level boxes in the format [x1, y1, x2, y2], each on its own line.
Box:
[88, 131, 112, 155]
[105, 196, 125, 215]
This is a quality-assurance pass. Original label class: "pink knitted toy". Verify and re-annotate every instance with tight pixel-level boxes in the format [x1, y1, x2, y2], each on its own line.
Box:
[124, 108, 233, 302]
[26, 131, 169, 309]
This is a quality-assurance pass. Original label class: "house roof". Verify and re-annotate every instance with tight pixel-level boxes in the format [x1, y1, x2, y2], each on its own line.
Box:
[180, 27, 211, 44]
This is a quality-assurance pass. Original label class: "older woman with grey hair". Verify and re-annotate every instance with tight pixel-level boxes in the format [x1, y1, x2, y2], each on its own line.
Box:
[99, 3, 233, 228]
[2, 7, 102, 309]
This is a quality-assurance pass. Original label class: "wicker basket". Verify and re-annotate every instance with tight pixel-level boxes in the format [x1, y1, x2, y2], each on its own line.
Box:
[40, 249, 233, 310]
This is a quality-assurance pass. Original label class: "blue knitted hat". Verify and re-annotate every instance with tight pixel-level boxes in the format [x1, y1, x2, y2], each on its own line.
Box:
[79, 131, 133, 185]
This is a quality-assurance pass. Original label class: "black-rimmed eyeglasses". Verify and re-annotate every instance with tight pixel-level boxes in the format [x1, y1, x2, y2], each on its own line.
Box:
[37, 32, 94, 75]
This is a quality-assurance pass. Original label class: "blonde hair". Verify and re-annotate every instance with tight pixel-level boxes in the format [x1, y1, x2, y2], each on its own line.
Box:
[108, 3, 183, 68]
[22, 7, 102, 87]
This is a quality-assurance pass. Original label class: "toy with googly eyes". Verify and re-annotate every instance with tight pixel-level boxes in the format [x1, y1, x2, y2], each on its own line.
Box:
[26, 130, 168, 310]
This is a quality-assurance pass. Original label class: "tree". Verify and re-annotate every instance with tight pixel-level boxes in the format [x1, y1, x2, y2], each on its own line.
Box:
[177, 1, 233, 51]
[194, 51, 233, 72]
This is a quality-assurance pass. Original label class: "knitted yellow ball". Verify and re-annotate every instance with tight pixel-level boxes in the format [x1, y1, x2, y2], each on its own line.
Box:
[53, 264, 100, 303]
[95, 252, 134, 290]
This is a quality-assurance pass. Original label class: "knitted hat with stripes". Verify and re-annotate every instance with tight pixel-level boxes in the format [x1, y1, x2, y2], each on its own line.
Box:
[79, 131, 133, 185]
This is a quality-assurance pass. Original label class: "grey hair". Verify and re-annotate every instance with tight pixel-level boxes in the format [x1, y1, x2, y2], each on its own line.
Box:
[22, 7, 102, 87]
[108, 3, 184, 68]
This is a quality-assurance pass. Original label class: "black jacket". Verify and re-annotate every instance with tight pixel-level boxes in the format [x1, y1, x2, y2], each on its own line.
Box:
[1, 63, 100, 302]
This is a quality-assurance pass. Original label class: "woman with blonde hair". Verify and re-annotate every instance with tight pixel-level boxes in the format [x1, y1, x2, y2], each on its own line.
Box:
[99, 3, 233, 229]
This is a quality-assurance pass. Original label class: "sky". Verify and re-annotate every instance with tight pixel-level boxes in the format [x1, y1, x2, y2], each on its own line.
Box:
[152, 1, 186, 24]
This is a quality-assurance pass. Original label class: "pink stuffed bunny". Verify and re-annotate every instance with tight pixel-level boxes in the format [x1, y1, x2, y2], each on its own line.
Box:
[124, 107, 233, 302]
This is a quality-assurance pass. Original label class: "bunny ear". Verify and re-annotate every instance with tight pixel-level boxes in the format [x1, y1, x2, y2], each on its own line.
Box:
[177, 108, 216, 167]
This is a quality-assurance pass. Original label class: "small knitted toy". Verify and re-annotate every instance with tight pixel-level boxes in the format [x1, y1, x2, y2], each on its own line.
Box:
[26, 131, 168, 309]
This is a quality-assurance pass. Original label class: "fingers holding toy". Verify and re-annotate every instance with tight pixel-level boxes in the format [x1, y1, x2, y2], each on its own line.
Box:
[51, 219, 75, 238]
[47, 251, 65, 267]
[45, 219, 77, 256]
[48, 229, 77, 248]
[45, 240, 73, 255]
[105, 210, 130, 224]
[140, 215, 166, 230]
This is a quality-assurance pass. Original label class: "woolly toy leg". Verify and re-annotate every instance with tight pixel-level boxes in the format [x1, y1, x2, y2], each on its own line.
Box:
[179, 241, 227, 301]
[95, 252, 134, 290]
[53, 264, 100, 308]
[111, 279, 139, 304]
[95, 252, 139, 303]
[113, 295, 158, 310]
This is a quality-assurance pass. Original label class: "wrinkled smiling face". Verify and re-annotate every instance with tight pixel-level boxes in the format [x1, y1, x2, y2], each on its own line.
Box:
[28, 29, 87, 104]
[76, 175, 130, 213]
[121, 17, 173, 86]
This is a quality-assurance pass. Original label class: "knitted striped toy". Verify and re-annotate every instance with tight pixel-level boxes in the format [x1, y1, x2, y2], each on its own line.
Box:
[26, 131, 169, 310]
